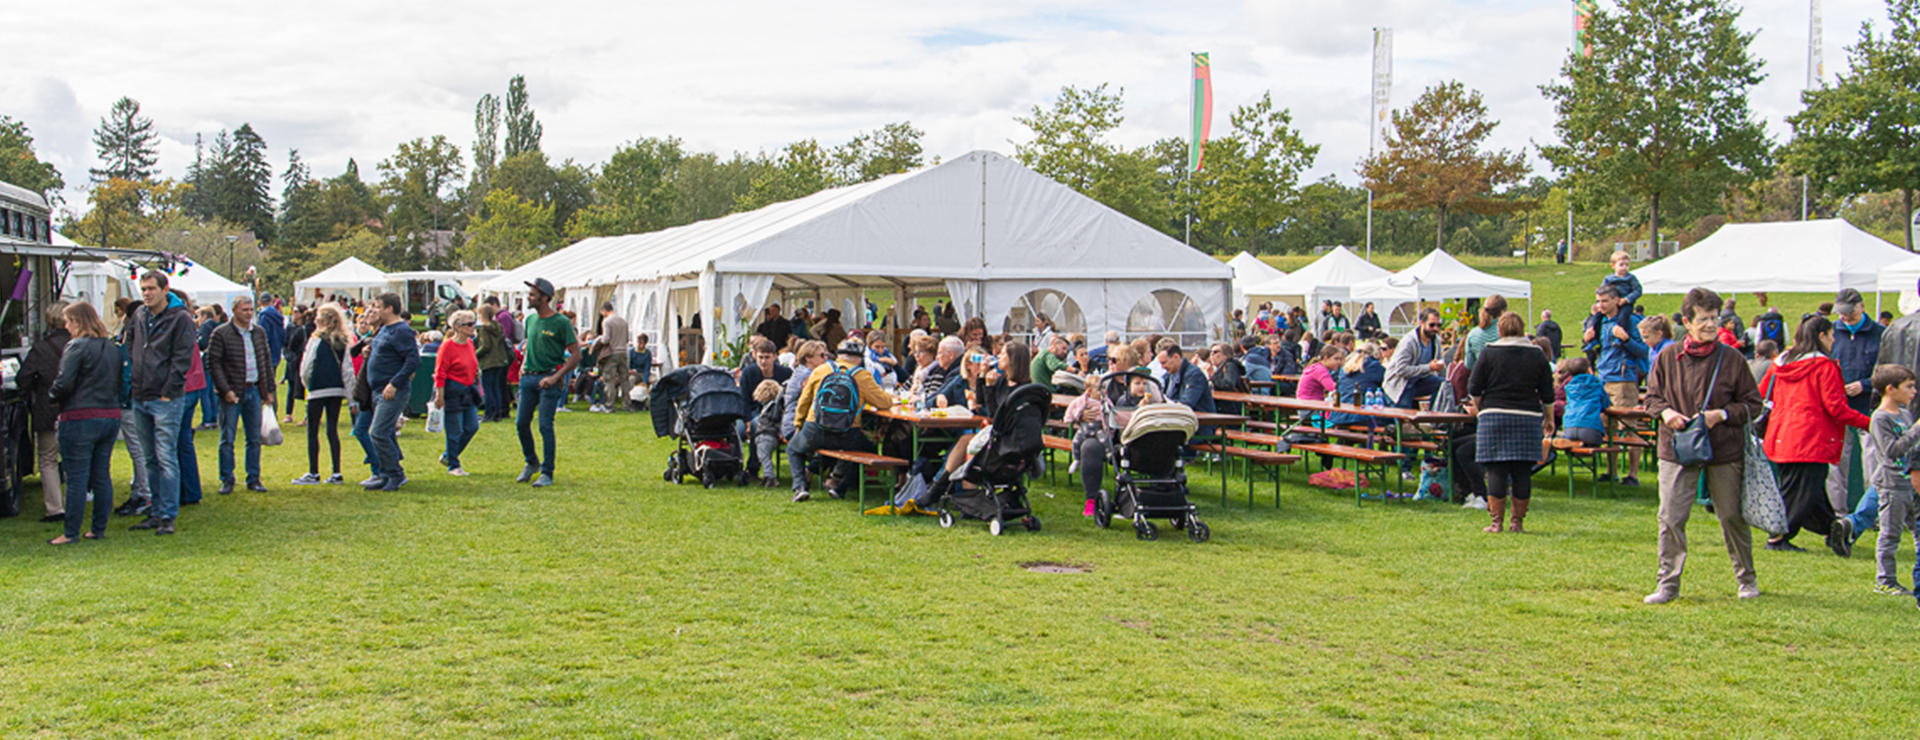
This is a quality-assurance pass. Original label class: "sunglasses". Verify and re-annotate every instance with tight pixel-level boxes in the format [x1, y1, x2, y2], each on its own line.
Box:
[455, 321, 475, 327]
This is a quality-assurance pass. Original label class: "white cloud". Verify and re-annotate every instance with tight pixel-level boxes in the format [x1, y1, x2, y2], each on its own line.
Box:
[0, 0, 1893, 210]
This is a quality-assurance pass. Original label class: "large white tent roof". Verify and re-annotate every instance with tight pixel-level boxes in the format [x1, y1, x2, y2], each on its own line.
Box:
[481, 150, 1230, 293]
[1636, 218, 1910, 295]
[1350, 249, 1531, 302]
[295, 257, 388, 292]
[1241, 246, 1392, 303]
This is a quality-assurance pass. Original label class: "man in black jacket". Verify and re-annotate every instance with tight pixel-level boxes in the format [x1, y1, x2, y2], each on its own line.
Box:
[207, 295, 277, 494]
[1535, 309, 1564, 359]
[17, 304, 69, 521]
[282, 305, 311, 426]
[126, 271, 197, 535]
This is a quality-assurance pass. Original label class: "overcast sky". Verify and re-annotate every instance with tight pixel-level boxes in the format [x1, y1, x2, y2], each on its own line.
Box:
[4, 0, 1890, 211]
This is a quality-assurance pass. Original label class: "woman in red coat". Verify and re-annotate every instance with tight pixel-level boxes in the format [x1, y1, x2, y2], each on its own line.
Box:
[1759, 315, 1870, 556]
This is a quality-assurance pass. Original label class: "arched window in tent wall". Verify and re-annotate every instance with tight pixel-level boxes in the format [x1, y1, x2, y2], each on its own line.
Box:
[1002, 289, 1086, 339]
[1128, 289, 1208, 346]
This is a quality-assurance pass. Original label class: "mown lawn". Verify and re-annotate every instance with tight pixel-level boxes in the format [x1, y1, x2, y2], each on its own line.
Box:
[4, 403, 1919, 738]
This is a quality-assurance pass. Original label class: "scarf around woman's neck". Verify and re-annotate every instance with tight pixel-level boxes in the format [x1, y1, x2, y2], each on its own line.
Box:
[1682, 337, 1719, 358]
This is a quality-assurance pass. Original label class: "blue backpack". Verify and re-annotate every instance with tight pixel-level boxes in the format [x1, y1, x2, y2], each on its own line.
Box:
[814, 365, 862, 432]
[1756, 314, 1786, 348]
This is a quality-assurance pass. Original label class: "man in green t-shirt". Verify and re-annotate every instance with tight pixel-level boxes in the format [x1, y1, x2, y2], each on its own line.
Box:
[516, 278, 582, 487]
[1029, 333, 1070, 392]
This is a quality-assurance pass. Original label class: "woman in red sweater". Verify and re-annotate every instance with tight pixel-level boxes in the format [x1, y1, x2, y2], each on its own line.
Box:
[434, 310, 482, 476]
[1759, 314, 1870, 556]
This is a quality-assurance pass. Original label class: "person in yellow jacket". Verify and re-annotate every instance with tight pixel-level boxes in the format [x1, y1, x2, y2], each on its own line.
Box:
[788, 339, 896, 503]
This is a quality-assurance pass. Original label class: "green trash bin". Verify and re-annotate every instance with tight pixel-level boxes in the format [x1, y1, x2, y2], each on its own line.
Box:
[408, 351, 436, 417]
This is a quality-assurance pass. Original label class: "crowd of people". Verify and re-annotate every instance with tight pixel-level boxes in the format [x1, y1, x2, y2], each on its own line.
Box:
[24, 258, 1920, 612]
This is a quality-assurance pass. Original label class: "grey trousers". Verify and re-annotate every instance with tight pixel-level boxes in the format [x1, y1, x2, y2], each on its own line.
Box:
[1654, 460, 1757, 597]
[37, 430, 61, 515]
[1828, 429, 1857, 513]
[1877, 486, 1919, 588]
[118, 413, 150, 499]
[753, 433, 780, 481]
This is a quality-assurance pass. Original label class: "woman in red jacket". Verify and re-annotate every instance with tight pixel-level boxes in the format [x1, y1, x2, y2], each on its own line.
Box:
[1759, 315, 1870, 556]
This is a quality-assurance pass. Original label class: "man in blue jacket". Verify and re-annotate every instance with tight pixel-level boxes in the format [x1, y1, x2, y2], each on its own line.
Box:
[1585, 284, 1650, 486]
[1830, 287, 1884, 513]
[1155, 338, 1216, 414]
[362, 293, 420, 491]
[257, 292, 287, 373]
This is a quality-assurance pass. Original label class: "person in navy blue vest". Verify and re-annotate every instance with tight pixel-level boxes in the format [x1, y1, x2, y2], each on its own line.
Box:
[1830, 288, 1886, 515]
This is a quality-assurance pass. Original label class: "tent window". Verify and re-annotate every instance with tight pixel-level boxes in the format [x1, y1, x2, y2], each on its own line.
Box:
[1128, 289, 1207, 344]
[1002, 289, 1085, 337]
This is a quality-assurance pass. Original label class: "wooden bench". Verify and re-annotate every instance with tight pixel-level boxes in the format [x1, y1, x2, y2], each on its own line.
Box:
[1041, 434, 1075, 483]
[1548, 442, 1625, 498]
[815, 449, 910, 512]
[1291, 443, 1408, 506]
[1191, 442, 1302, 508]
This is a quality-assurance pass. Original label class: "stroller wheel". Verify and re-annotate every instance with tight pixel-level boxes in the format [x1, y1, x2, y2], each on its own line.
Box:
[1188, 520, 1210, 543]
[938, 510, 954, 529]
[663, 468, 675, 483]
[701, 470, 715, 489]
[1023, 516, 1041, 532]
[1095, 490, 1113, 529]
[989, 517, 1004, 537]
[1135, 520, 1158, 541]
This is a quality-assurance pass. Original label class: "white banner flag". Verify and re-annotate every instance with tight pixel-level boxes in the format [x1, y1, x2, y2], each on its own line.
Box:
[1370, 28, 1393, 154]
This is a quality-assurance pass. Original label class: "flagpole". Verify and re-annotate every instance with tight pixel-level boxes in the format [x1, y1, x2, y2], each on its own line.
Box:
[1186, 53, 1193, 247]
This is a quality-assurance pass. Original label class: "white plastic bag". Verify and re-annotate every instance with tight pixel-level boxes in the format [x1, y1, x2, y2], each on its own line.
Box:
[425, 406, 445, 434]
[260, 405, 284, 446]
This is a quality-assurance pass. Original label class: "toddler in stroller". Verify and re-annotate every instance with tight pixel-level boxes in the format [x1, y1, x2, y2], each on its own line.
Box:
[1090, 370, 1209, 543]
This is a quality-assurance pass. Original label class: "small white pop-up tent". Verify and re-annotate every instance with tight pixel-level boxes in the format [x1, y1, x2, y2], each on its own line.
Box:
[1226, 252, 1286, 311]
[1876, 254, 1920, 315]
[164, 259, 252, 308]
[1350, 249, 1532, 303]
[1636, 218, 1910, 295]
[1241, 246, 1393, 325]
[294, 257, 388, 301]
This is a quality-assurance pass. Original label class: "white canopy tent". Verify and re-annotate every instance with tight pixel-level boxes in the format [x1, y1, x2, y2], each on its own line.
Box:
[1350, 249, 1532, 335]
[1240, 246, 1393, 328]
[1635, 218, 1910, 295]
[481, 150, 1232, 369]
[162, 258, 252, 309]
[293, 257, 388, 302]
[1225, 251, 1286, 311]
[1875, 255, 1920, 316]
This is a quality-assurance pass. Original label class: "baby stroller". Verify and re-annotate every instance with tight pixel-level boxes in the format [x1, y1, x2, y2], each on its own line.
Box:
[1092, 370, 1208, 543]
[937, 383, 1052, 536]
[649, 365, 752, 488]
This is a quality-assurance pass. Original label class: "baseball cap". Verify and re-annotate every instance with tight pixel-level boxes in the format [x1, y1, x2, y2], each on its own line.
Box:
[1834, 288, 1863, 313]
[525, 278, 556, 298]
[836, 339, 867, 357]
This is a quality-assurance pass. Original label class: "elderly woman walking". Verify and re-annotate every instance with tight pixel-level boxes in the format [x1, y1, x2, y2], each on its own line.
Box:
[435, 310, 483, 475]
[1467, 312, 1557, 532]
[46, 303, 122, 545]
[1759, 314, 1871, 557]
[1644, 288, 1765, 604]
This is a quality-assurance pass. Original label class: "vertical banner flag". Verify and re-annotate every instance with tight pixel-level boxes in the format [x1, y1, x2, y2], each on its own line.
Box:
[1370, 29, 1392, 155]
[1574, 0, 1598, 57]
[1808, 0, 1824, 88]
[1189, 52, 1213, 173]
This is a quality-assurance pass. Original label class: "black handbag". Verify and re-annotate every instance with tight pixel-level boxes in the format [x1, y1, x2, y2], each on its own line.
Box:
[1750, 372, 1776, 439]
[1672, 350, 1725, 467]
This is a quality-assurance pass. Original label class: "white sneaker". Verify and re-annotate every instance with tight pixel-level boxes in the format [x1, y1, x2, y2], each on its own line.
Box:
[556, 406, 572, 413]
[589, 404, 604, 413]
[448, 467, 470, 477]
[1464, 495, 1488, 510]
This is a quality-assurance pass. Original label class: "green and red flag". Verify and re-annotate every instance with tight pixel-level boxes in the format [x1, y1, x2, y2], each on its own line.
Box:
[1574, 0, 1598, 57]
[1189, 52, 1213, 173]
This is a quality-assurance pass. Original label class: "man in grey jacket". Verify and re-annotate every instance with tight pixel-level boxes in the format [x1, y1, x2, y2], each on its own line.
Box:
[1384, 307, 1447, 409]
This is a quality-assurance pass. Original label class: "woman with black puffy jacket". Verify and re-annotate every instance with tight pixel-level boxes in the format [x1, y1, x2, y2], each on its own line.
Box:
[46, 303, 123, 545]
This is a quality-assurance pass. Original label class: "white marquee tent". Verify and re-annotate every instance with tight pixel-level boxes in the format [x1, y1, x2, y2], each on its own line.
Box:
[294, 257, 388, 301]
[1226, 251, 1286, 311]
[1350, 249, 1532, 303]
[1240, 246, 1392, 320]
[1635, 218, 1910, 295]
[481, 150, 1231, 369]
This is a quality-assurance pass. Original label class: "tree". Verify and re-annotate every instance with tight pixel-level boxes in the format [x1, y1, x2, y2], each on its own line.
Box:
[0, 115, 65, 199]
[377, 135, 466, 266]
[569, 136, 686, 238]
[504, 75, 542, 158]
[90, 97, 160, 184]
[1014, 84, 1125, 193]
[464, 188, 555, 269]
[831, 122, 924, 184]
[1192, 92, 1320, 252]
[1541, 0, 1772, 251]
[1788, 0, 1920, 250]
[1361, 81, 1530, 251]
[221, 123, 277, 243]
[735, 140, 833, 211]
[471, 93, 501, 214]
[673, 152, 765, 225]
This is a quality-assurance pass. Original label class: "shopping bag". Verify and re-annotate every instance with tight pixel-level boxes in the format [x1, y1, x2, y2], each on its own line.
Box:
[425, 407, 445, 434]
[260, 405, 284, 446]
[1741, 430, 1788, 535]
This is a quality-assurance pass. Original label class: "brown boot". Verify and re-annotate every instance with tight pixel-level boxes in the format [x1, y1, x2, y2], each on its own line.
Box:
[1509, 498, 1529, 534]
[1484, 496, 1506, 533]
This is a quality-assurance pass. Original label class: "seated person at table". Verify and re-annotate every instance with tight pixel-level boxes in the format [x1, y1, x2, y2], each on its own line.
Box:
[1327, 341, 1387, 430]
[1242, 335, 1270, 380]
[1543, 357, 1611, 476]
[1298, 345, 1346, 404]
[1157, 339, 1216, 415]
[925, 341, 1033, 500]
[1385, 307, 1447, 409]
[1069, 373, 1165, 517]
[738, 336, 792, 395]
[787, 339, 896, 503]
[1206, 342, 1248, 414]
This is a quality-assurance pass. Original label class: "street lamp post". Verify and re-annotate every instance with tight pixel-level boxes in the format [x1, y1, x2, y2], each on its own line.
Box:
[225, 234, 239, 278]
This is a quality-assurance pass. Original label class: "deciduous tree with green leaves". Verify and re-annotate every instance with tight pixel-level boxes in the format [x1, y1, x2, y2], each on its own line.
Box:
[1192, 92, 1319, 253]
[1787, 0, 1920, 250]
[1541, 0, 1771, 250]
[0, 115, 65, 199]
[735, 140, 832, 211]
[831, 122, 924, 185]
[1015, 84, 1175, 235]
[465, 188, 555, 269]
[377, 135, 465, 266]
[569, 136, 686, 238]
[1361, 81, 1529, 252]
[504, 75, 542, 158]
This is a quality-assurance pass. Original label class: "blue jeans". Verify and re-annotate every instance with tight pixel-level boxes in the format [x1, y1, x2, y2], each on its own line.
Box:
[178, 393, 202, 504]
[218, 387, 264, 483]
[351, 403, 382, 477]
[132, 396, 184, 519]
[443, 405, 479, 469]
[1849, 487, 1882, 542]
[517, 373, 565, 475]
[199, 384, 218, 425]
[58, 417, 119, 539]
[371, 389, 411, 480]
[1395, 375, 1443, 409]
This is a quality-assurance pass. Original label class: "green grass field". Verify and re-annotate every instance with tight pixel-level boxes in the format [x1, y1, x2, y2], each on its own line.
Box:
[6, 256, 1920, 737]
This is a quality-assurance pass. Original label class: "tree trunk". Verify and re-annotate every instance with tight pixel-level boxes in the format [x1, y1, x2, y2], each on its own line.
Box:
[1649, 191, 1661, 259]
[1906, 189, 1914, 253]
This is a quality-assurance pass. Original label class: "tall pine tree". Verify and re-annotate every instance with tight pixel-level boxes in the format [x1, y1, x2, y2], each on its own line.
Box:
[471, 93, 501, 214]
[504, 75, 542, 157]
[90, 97, 160, 183]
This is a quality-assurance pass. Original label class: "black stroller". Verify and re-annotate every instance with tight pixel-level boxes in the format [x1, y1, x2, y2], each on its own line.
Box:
[937, 383, 1052, 536]
[1092, 370, 1208, 543]
[649, 365, 752, 488]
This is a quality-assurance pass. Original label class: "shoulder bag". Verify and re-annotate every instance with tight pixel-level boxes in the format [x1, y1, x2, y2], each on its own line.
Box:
[1671, 349, 1725, 468]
